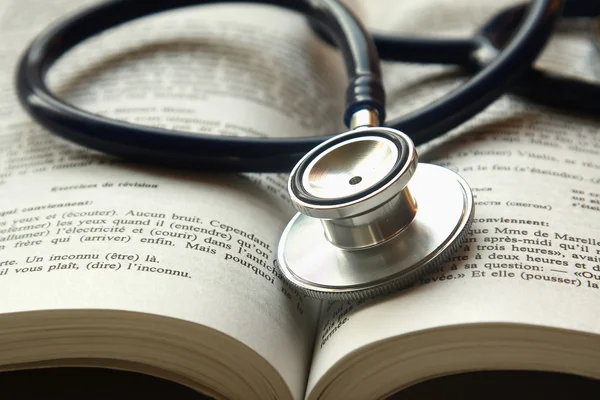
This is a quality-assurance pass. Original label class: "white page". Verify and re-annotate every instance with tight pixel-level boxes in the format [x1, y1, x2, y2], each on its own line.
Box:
[307, 0, 600, 396]
[0, 1, 348, 398]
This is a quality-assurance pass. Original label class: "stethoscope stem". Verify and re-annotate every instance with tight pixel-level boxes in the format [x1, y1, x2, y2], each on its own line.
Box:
[13, 0, 578, 300]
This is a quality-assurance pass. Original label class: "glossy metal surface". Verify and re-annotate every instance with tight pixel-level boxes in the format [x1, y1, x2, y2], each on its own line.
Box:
[301, 136, 398, 200]
[278, 163, 474, 300]
[321, 187, 417, 249]
[290, 127, 417, 219]
[349, 108, 379, 129]
[293, 127, 419, 249]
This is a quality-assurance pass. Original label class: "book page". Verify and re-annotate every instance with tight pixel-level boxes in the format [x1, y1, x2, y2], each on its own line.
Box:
[307, 0, 600, 397]
[0, 1, 347, 398]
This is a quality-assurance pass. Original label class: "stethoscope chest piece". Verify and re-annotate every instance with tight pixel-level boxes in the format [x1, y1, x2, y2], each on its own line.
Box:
[277, 126, 474, 300]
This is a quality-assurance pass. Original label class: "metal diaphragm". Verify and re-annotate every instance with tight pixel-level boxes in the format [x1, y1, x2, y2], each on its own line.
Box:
[277, 127, 474, 300]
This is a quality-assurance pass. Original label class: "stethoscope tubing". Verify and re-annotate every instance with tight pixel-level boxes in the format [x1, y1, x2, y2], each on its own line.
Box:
[16, 0, 564, 171]
[370, 0, 600, 125]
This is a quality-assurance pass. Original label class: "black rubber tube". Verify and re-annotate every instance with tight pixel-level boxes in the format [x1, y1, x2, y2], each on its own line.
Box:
[16, 0, 562, 171]
[16, 0, 384, 171]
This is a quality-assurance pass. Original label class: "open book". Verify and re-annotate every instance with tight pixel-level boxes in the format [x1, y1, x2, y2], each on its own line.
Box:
[1, 0, 600, 398]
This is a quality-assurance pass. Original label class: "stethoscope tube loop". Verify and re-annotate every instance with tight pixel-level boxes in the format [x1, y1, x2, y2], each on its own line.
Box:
[16, 0, 565, 172]
[16, 0, 384, 171]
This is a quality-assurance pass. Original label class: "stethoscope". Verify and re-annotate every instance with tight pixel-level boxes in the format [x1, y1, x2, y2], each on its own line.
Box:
[15, 0, 600, 300]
